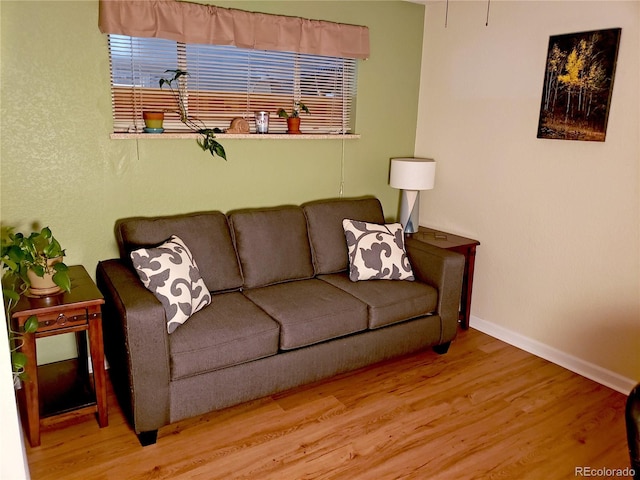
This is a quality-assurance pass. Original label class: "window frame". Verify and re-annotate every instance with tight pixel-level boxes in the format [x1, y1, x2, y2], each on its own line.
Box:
[107, 35, 359, 136]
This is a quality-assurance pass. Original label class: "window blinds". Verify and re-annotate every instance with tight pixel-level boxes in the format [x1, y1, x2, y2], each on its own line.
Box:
[109, 35, 357, 134]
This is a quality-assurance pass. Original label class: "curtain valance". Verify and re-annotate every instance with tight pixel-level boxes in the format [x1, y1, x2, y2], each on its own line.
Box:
[98, 0, 370, 60]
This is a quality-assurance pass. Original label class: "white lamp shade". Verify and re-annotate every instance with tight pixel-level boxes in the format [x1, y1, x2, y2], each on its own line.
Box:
[389, 157, 436, 191]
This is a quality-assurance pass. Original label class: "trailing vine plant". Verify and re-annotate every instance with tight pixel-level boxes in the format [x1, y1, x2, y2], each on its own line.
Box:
[159, 69, 227, 160]
[0, 226, 71, 380]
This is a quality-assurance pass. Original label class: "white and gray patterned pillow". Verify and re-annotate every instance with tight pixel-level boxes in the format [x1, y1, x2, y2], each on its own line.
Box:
[130, 235, 211, 333]
[342, 219, 415, 282]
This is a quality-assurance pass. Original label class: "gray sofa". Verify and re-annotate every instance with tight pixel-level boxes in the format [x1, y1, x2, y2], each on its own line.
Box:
[96, 197, 464, 445]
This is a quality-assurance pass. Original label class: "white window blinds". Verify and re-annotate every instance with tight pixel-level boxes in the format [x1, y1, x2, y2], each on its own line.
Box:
[108, 35, 357, 134]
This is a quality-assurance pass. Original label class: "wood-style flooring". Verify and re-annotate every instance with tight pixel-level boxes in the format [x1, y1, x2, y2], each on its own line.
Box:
[25, 328, 631, 480]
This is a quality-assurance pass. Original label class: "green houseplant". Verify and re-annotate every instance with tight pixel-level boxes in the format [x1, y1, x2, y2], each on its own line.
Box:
[159, 69, 226, 160]
[277, 102, 310, 134]
[1, 226, 71, 297]
[1, 226, 71, 377]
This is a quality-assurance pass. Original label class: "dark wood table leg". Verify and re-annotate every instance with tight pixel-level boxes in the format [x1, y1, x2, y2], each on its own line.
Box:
[20, 331, 41, 447]
[459, 245, 477, 329]
[88, 309, 108, 427]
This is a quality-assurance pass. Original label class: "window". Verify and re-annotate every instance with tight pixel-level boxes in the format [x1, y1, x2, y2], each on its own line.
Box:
[108, 35, 358, 134]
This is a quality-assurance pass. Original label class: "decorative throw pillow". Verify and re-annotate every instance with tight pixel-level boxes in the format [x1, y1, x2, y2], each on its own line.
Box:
[342, 219, 415, 282]
[130, 235, 211, 333]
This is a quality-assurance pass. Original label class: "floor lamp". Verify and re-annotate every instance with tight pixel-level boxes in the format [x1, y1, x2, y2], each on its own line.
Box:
[389, 157, 436, 234]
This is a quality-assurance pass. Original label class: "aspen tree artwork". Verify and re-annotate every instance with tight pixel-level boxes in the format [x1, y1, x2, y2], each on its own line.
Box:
[537, 28, 621, 142]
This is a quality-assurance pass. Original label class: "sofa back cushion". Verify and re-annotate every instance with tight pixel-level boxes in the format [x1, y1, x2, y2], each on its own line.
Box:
[302, 197, 385, 274]
[115, 211, 243, 293]
[229, 206, 314, 288]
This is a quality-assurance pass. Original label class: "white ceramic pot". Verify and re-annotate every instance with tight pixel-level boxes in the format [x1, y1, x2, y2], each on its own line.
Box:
[27, 257, 63, 296]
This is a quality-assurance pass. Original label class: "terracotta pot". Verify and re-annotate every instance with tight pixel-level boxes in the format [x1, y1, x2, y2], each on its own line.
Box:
[143, 111, 165, 129]
[286, 117, 301, 134]
[27, 257, 63, 297]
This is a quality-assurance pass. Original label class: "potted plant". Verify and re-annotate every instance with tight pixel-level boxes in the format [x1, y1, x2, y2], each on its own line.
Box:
[277, 102, 310, 134]
[1, 226, 71, 298]
[142, 111, 165, 132]
[1, 226, 71, 378]
[159, 69, 226, 160]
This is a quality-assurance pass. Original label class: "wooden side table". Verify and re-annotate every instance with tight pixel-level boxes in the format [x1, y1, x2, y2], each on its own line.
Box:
[12, 265, 107, 447]
[407, 227, 480, 329]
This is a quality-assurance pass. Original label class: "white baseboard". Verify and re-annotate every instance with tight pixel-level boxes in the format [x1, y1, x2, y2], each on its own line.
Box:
[469, 315, 637, 395]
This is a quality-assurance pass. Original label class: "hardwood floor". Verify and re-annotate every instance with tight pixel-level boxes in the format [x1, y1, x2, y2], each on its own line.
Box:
[26, 328, 631, 480]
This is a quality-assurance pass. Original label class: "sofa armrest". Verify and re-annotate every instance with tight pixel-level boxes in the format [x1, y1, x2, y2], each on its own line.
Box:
[405, 238, 465, 344]
[96, 259, 170, 433]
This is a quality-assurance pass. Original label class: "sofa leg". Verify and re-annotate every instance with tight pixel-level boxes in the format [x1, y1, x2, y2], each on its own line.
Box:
[137, 430, 158, 446]
[433, 342, 451, 355]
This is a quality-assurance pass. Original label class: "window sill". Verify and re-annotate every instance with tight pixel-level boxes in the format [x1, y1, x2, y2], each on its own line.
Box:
[110, 133, 360, 140]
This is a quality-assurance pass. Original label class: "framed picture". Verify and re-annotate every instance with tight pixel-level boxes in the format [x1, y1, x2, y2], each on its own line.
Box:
[537, 28, 621, 142]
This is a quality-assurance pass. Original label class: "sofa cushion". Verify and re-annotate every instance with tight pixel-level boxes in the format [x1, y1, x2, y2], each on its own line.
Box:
[302, 197, 385, 274]
[319, 272, 438, 329]
[130, 236, 211, 334]
[342, 220, 415, 281]
[243, 279, 368, 350]
[169, 292, 280, 380]
[229, 206, 314, 288]
[116, 211, 243, 293]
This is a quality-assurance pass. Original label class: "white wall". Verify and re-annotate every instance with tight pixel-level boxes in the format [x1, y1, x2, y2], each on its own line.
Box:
[0, 295, 30, 480]
[416, 1, 639, 390]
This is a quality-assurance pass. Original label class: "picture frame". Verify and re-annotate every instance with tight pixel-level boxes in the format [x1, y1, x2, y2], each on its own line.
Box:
[537, 28, 621, 142]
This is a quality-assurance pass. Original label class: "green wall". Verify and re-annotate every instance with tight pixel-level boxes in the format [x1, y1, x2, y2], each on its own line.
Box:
[0, 1, 424, 361]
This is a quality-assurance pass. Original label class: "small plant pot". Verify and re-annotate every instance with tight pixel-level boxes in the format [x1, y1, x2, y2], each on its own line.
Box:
[286, 117, 301, 134]
[27, 257, 64, 297]
[143, 111, 165, 131]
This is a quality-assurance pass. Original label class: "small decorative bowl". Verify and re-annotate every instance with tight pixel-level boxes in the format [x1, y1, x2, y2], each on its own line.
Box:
[143, 127, 165, 134]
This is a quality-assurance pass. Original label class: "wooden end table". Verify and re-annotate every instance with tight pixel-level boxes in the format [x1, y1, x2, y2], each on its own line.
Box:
[407, 227, 480, 329]
[12, 265, 108, 447]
